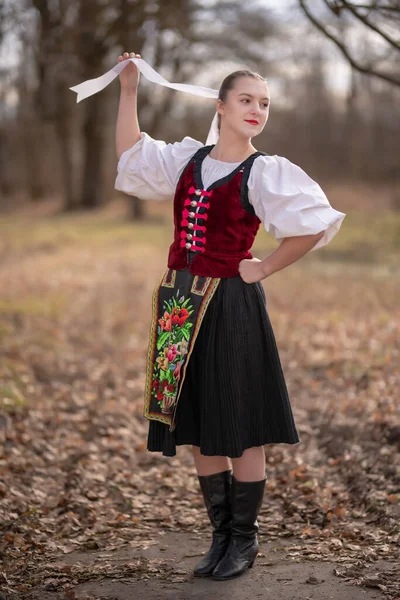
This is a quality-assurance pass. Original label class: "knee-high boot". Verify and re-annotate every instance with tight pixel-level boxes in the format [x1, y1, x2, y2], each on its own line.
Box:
[211, 475, 267, 581]
[193, 469, 232, 577]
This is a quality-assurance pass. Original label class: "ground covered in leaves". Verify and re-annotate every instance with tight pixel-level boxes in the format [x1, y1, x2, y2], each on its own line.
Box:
[0, 202, 399, 599]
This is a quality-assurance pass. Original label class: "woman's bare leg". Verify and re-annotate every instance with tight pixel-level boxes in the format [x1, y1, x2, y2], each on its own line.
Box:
[192, 446, 231, 475]
[192, 445, 266, 479]
[231, 446, 266, 481]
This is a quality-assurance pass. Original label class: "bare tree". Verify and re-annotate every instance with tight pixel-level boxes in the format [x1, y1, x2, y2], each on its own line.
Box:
[299, 1, 400, 87]
[27, 0, 79, 209]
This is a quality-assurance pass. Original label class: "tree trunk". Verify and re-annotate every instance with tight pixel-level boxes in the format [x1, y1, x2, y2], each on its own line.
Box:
[80, 95, 105, 209]
[24, 119, 48, 201]
[55, 115, 77, 211]
[130, 196, 146, 220]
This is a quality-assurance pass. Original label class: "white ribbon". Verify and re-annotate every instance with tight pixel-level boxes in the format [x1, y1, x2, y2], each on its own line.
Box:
[70, 57, 220, 144]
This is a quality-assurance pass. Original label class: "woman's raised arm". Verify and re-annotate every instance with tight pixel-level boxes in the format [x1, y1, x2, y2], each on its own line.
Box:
[116, 52, 142, 159]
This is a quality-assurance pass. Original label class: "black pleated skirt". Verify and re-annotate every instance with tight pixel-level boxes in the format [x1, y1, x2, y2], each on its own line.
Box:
[146, 274, 299, 458]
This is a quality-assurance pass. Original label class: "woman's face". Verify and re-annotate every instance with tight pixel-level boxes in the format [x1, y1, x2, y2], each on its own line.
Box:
[217, 76, 270, 138]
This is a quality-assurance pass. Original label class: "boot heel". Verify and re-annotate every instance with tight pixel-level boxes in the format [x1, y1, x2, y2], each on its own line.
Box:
[248, 559, 255, 568]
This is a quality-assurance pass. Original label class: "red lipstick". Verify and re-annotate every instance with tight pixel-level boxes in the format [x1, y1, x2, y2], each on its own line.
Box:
[245, 119, 259, 125]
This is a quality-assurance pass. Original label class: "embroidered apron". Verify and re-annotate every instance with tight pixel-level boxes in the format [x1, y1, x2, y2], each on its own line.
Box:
[144, 267, 220, 432]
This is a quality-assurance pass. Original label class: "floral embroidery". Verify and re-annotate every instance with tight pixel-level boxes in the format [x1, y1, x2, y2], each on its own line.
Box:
[152, 295, 193, 414]
[144, 267, 220, 429]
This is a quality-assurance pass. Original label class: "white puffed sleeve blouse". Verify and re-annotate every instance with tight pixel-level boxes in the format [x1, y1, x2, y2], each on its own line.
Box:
[115, 133, 345, 250]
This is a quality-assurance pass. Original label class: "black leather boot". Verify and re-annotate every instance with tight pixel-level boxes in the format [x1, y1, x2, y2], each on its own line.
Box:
[211, 475, 267, 581]
[193, 469, 233, 577]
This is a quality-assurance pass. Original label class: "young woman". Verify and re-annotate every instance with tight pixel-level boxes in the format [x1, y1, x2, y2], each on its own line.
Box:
[115, 51, 345, 581]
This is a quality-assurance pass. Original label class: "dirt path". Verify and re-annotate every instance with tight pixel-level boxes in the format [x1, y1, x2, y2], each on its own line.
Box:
[25, 532, 395, 600]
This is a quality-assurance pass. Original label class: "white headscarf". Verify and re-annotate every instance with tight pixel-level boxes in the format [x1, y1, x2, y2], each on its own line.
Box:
[70, 57, 220, 145]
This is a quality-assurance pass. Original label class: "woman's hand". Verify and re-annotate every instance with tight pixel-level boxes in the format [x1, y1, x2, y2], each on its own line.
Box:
[239, 258, 267, 284]
[118, 52, 141, 92]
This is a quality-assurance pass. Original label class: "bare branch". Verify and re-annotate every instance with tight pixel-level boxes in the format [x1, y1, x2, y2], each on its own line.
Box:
[338, 0, 399, 51]
[332, 3, 400, 11]
[299, 0, 400, 87]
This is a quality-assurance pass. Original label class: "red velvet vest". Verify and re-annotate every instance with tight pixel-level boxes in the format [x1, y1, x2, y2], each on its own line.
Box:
[167, 145, 267, 278]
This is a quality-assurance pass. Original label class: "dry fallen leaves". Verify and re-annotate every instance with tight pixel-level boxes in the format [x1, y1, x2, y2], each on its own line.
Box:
[0, 220, 399, 598]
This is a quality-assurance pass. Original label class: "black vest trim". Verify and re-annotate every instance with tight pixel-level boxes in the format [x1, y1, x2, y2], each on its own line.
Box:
[239, 151, 268, 215]
[175, 145, 212, 190]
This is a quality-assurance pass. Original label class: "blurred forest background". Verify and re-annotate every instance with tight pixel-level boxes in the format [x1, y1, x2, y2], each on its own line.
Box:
[0, 0, 399, 215]
[0, 2, 400, 598]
